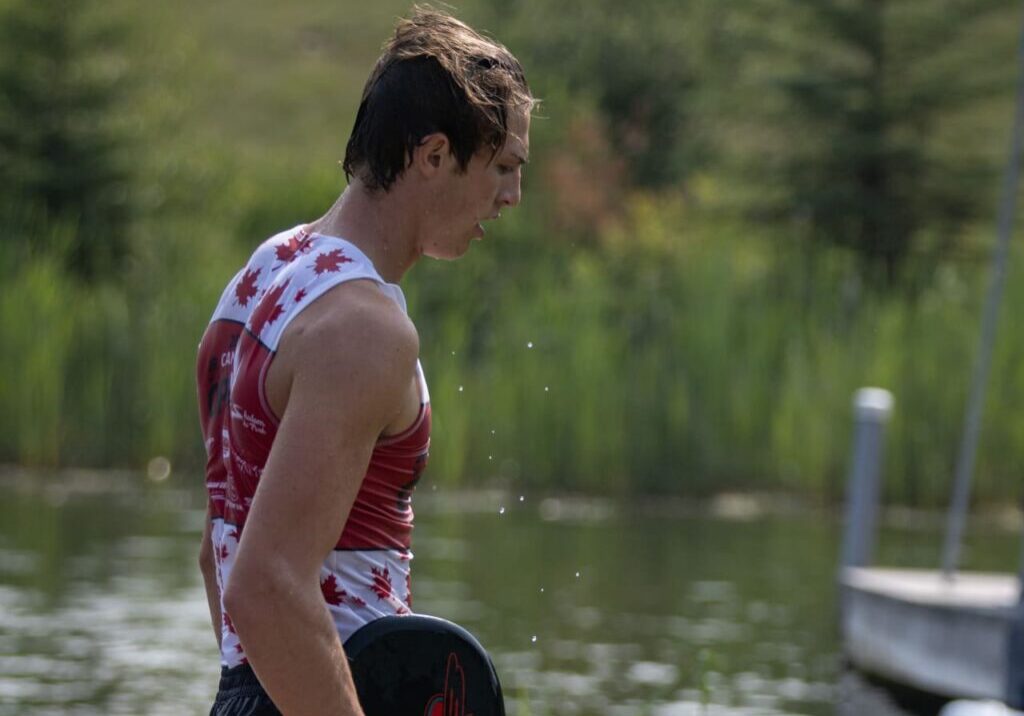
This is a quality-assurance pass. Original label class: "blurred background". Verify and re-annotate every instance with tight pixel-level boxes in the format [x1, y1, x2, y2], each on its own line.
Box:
[0, 0, 1022, 714]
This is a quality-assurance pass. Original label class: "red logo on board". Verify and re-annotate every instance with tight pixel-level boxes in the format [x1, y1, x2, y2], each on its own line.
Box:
[424, 652, 467, 716]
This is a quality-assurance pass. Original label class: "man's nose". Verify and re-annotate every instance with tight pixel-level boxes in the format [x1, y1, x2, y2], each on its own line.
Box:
[498, 178, 521, 209]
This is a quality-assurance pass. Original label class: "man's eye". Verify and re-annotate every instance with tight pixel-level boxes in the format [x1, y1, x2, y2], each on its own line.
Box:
[498, 164, 516, 175]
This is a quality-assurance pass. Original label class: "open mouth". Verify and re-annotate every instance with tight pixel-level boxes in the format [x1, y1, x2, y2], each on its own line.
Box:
[475, 213, 501, 239]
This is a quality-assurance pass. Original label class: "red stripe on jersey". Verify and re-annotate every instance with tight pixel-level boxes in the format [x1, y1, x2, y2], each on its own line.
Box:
[197, 231, 430, 549]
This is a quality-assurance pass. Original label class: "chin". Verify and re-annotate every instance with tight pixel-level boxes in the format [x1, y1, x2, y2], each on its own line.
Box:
[423, 239, 474, 262]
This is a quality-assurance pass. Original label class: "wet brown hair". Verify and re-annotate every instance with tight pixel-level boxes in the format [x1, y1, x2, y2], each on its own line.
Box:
[342, 6, 533, 191]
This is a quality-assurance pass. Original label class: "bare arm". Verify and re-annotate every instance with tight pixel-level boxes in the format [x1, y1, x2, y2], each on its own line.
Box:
[198, 503, 223, 649]
[224, 287, 417, 716]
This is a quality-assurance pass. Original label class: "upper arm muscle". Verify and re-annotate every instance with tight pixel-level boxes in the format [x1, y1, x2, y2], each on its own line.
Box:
[231, 286, 418, 587]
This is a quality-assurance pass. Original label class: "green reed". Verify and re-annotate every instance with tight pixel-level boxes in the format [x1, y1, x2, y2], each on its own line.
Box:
[4, 189, 1022, 507]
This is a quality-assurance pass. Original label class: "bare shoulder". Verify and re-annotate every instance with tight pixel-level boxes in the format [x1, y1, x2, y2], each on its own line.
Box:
[276, 280, 419, 416]
[299, 280, 417, 351]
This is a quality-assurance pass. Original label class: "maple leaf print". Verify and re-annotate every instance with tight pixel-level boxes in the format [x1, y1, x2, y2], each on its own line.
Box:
[217, 543, 229, 562]
[249, 279, 290, 338]
[405, 573, 413, 607]
[370, 566, 392, 600]
[294, 288, 307, 303]
[274, 234, 313, 265]
[350, 595, 367, 608]
[312, 249, 353, 275]
[320, 574, 348, 606]
[223, 611, 237, 634]
[235, 268, 261, 307]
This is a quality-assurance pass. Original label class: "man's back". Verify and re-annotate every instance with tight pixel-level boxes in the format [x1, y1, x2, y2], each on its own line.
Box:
[197, 226, 429, 668]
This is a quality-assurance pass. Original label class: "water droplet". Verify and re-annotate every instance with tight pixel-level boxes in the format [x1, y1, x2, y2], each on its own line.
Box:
[575, 571, 581, 578]
[519, 495, 524, 502]
[451, 351, 456, 356]
[491, 429, 496, 435]
[488, 455, 493, 461]
[540, 587, 545, 593]
[531, 635, 537, 643]
[499, 507, 505, 515]
[544, 386, 549, 392]
[458, 385, 464, 392]
[527, 341, 534, 349]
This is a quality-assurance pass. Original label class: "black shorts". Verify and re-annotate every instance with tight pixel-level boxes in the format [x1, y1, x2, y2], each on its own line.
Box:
[209, 663, 280, 716]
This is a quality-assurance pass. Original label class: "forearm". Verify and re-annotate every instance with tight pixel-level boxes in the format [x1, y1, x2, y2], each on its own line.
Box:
[228, 578, 364, 716]
[198, 514, 222, 649]
[200, 563, 222, 649]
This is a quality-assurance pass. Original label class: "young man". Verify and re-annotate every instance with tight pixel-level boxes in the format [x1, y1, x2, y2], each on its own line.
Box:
[195, 8, 532, 715]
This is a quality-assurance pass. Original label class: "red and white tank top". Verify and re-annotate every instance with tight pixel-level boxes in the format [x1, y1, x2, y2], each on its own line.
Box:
[197, 225, 430, 667]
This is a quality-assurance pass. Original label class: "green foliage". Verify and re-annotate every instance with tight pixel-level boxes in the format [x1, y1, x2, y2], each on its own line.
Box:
[0, 250, 73, 464]
[0, 0, 133, 279]
[711, 0, 1015, 285]
[1, 0, 1021, 508]
[403, 196, 1024, 504]
[474, 0, 709, 188]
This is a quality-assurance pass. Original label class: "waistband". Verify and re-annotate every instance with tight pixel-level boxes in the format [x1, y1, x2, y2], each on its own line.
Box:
[217, 662, 266, 698]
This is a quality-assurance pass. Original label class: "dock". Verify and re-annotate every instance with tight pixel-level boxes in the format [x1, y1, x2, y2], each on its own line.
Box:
[836, 15, 1024, 704]
[840, 567, 1019, 701]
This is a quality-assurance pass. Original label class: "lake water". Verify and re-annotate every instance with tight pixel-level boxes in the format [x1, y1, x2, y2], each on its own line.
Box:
[0, 471, 1017, 715]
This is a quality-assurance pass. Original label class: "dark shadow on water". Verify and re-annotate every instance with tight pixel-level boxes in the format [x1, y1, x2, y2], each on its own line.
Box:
[837, 666, 954, 716]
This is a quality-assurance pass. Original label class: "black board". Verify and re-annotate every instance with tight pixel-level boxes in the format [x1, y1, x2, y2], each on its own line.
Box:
[344, 615, 506, 716]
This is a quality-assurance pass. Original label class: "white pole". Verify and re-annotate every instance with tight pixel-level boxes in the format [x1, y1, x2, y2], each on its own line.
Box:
[840, 388, 894, 570]
[942, 4, 1024, 579]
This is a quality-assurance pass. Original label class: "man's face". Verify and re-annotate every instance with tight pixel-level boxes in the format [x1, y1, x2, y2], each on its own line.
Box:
[422, 106, 531, 260]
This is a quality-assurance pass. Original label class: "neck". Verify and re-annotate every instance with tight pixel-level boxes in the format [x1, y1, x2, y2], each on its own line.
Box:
[309, 180, 422, 284]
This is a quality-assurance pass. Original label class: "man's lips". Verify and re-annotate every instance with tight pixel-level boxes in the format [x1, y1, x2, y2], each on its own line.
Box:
[474, 213, 502, 240]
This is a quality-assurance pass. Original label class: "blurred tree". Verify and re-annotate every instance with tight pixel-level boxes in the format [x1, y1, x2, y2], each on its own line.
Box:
[0, 0, 132, 280]
[476, 0, 709, 190]
[718, 0, 1015, 287]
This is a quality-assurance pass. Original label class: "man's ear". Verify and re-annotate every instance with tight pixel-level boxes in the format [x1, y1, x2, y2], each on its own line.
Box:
[411, 133, 451, 177]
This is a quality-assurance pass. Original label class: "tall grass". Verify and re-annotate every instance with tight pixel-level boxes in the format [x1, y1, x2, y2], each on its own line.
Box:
[5, 190, 1021, 506]
[4, 0, 1021, 505]
[0, 254, 74, 464]
[408, 195, 1022, 505]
